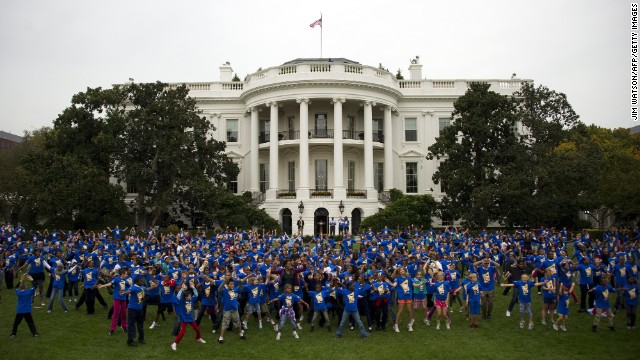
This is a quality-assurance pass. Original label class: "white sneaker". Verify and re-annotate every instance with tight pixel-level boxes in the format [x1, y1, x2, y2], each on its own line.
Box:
[506, 310, 511, 317]
[520, 321, 525, 329]
[259, 321, 263, 329]
[394, 324, 400, 333]
[436, 323, 440, 330]
[171, 343, 177, 351]
[212, 329, 216, 334]
[273, 324, 279, 331]
[541, 319, 547, 326]
[299, 315, 304, 322]
[553, 324, 558, 331]
[528, 322, 534, 330]
[269, 319, 275, 325]
[423, 319, 430, 326]
[242, 321, 248, 330]
[293, 331, 299, 339]
[408, 324, 413, 332]
[149, 322, 156, 329]
[560, 325, 567, 332]
[276, 332, 281, 341]
[446, 322, 450, 330]
[197, 338, 206, 344]
[297, 323, 302, 330]
[47, 310, 51, 313]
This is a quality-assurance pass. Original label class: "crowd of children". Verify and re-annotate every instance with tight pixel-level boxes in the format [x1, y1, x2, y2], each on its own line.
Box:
[1, 223, 639, 349]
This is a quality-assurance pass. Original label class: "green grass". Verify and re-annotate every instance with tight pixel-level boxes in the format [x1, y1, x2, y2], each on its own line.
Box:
[1, 282, 638, 360]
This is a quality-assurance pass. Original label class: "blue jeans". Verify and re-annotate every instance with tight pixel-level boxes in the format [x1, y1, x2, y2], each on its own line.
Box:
[48, 287, 69, 312]
[336, 310, 367, 337]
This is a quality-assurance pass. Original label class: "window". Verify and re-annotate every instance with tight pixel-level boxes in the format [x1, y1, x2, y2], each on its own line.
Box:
[288, 116, 296, 139]
[315, 113, 328, 138]
[226, 119, 238, 142]
[259, 164, 269, 193]
[406, 162, 418, 193]
[288, 161, 296, 192]
[405, 118, 417, 141]
[440, 180, 447, 194]
[348, 161, 356, 190]
[374, 162, 384, 192]
[372, 118, 382, 142]
[439, 118, 451, 135]
[441, 215, 453, 227]
[346, 115, 356, 139]
[259, 119, 270, 143]
[126, 182, 137, 194]
[227, 174, 238, 194]
[315, 159, 327, 190]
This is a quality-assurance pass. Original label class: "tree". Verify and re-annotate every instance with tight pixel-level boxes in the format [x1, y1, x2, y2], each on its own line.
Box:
[106, 82, 240, 229]
[360, 191, 437, 230]
[427, 82, 517, 227]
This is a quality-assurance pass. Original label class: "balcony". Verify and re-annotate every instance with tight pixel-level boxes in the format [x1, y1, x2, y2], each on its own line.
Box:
[309, 129, 334, 139]
[259, 130, 384, 144]
[310, 189, 333, 198]
[346, 189, 367, 198]
[276, 190, 296, 199]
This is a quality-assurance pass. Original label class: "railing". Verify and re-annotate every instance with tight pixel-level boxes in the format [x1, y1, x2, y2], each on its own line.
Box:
[221, 82, 243, 90]
[167, 83, 211, 91]
[344, 65, 363, 74]
[432, 81, 455, 89]
[259, 132, 270, 144]
[251, 191, 265, 207]
[378, 190, 391, 205]
[310, 189, 333, 198]
[276, 190, 296, 199]
[342, 130, 359, 140]
[310, 64, 331, 72]
[372, 131, 384, 143]
[346, 189, 367, 198]
[309, 129, 334, 139]
[500, 81, 521, 89]
[399, 81, 421, 89]
[279, 65, 297, 75]
[279, 130, 299, 140]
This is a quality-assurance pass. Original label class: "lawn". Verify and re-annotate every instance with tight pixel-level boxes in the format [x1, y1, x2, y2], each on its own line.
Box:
[1, 279, 638, 360]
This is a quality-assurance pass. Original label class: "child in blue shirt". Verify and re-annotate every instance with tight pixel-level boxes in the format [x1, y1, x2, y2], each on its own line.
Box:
[307, 282, 331, 332]
[623, 276, 638, 329]
[553, 283, 574, 332]
[268, 284, 309, 340]
[171, 285, 206, 351]
[589, 277, 616, 332]
[334, 281, 368, 339]
[242, 274, 267, 330]
[10, 274, 39, 337]
[465, 273, 481, 328]
[218, 279, 246, 344]
[500, 274, 544, 330]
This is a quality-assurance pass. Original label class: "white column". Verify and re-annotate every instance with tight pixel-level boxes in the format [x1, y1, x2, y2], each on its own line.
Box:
[363, 101, 376, 198]
[249, 107, 259, 192]
[332, 98, 346, 199]
[297, 98, 310, 199]
[267, 102, 279, 199]
[383, 106, 393, 191]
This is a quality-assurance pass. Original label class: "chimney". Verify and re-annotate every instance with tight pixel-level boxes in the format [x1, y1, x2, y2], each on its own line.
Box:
[219, 62, 233, 82]
[408, 56, 422, 80]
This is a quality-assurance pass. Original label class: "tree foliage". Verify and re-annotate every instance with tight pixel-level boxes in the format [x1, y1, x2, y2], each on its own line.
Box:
[360, 191, 436, 230]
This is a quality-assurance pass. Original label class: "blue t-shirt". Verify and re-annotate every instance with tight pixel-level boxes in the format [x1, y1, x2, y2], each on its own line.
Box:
[593, 284, 615, 309]
[541, 276, 557, 299]
[466, 282, 481, 303]
[278, 293, 302, 309]
[477, 265, 497, 291]
[625, 284, 639, 306]
[557, 292, 571, 315]
[243, 284, 265, 305]
[220, 286, 240, 311]
[433, 281, 451, 302]
[177, 290, 198, 322]
[200, 282, 217, 306]
[412, 278, 426, 299]
[16, 287, 35, 314]
[338, 288, 360, 312]
[514, 280, 535, 304]
[395, 276, 413, 300]
[27, 256, 45, 274]
[308, 290, 329, 311]
[82, 268, 99, 289]
[111, 276, 128, 301]
[127, 285, 145, 311]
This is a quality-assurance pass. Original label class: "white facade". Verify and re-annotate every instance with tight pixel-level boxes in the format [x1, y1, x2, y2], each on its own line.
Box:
[155, 57, 526, 235]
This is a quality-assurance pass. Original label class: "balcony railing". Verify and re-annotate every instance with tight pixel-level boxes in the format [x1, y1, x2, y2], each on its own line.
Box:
[310, 189, 333, 198]
[280, 130, 299, 140]
[276, 190, 296, 199]
[259, 132, 270, 144]
[309, 129, 334, 139]
[346, 189, 367, 198]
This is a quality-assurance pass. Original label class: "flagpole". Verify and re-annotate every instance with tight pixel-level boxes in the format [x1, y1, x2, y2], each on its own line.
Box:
[320, 13, 323, 58]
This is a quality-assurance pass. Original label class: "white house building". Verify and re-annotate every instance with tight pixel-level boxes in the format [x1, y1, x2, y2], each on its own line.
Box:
[137, 57, 526, 235]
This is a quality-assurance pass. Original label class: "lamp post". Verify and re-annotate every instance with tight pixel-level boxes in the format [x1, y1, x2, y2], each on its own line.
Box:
[338, 200, 345, 215]
[298, 201, 304, 214]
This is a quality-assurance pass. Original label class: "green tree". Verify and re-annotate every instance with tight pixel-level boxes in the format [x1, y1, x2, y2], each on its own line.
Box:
[106, 82, 240, 228]
[360, 192, 437, 230]
[427, 82, 517, 227]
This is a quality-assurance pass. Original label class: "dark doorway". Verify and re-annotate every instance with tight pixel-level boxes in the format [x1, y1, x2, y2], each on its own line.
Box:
[351, 208, 362, 234]
[314, 208, 329, 236]
[282, 208, 292, 235]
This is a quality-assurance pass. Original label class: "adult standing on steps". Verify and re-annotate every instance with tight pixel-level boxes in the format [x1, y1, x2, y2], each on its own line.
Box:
[297, 217, 305, 236]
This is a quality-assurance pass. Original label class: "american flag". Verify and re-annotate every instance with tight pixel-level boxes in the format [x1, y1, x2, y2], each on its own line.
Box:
[309, 18, 322, 28]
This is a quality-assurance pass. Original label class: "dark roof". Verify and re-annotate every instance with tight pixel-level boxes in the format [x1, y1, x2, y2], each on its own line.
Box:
[631, 125, 640, 135]
[0, 131, 23, 143]
[282, 58, 361, 65]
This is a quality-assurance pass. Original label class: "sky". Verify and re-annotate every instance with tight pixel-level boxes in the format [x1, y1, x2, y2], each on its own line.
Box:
[0, 0, 631, 135]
